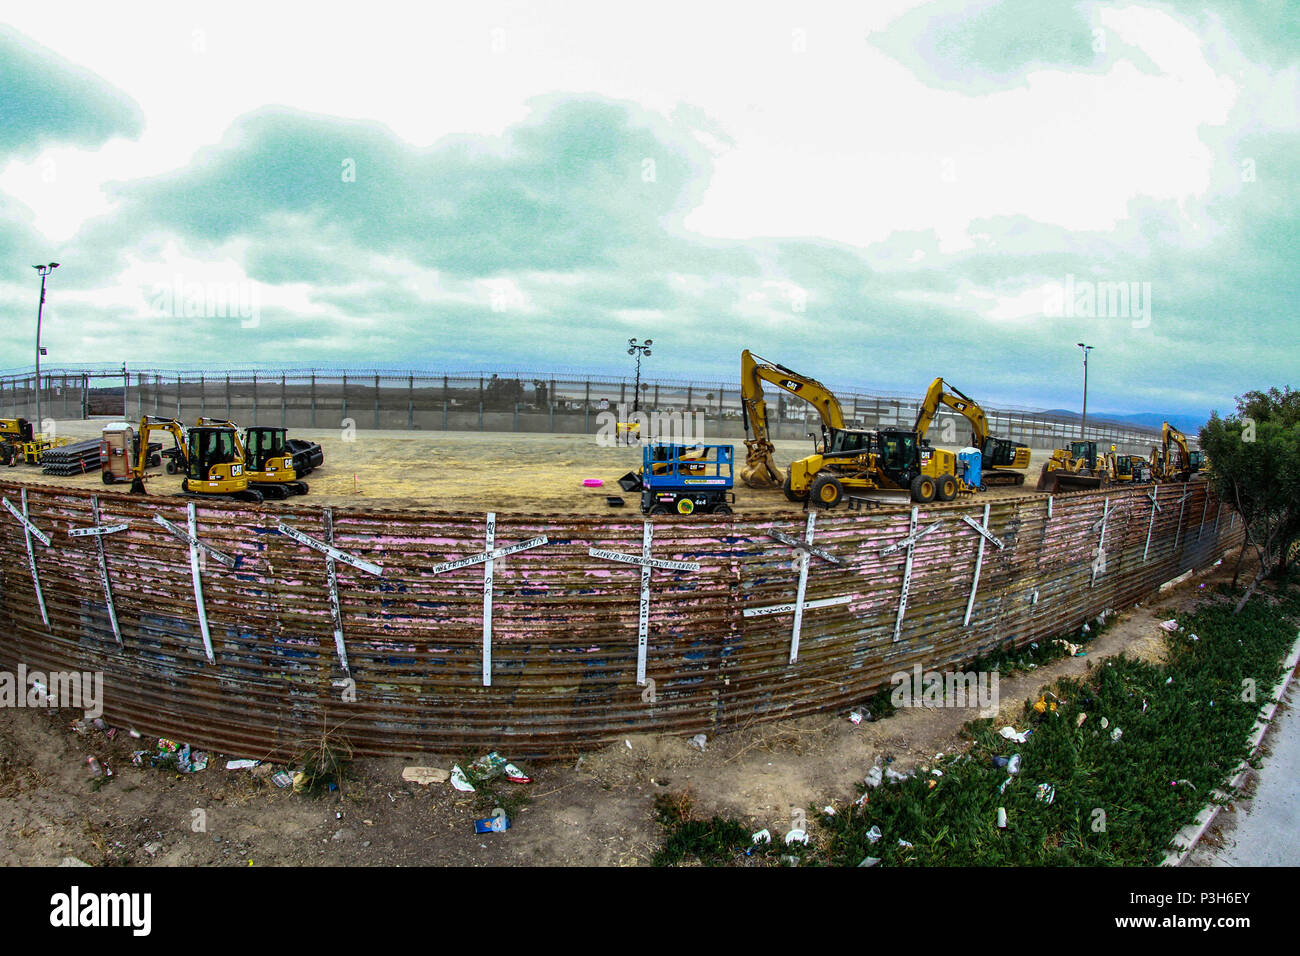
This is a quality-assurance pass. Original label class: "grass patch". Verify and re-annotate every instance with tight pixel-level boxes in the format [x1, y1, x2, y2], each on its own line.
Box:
[811, 586, 1298, 866]
[651, 791, 762, 867]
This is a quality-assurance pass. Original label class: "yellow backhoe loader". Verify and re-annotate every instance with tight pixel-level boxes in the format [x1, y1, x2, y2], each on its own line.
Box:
[739, 350, 967, 507]
[914, 378, 1032, 487]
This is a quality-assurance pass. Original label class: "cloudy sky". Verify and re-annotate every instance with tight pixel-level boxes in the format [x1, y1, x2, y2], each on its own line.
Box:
[1, 1, 1296, 418]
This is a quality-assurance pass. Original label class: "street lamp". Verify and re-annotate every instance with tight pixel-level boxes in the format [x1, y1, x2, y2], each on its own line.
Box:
[33, 262, 59, 433]
[1077, 342, 1093, 439]
[627, 337, 653, 414]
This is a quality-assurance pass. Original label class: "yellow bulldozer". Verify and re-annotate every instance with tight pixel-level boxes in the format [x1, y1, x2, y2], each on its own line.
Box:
[739, 350, 968, 507]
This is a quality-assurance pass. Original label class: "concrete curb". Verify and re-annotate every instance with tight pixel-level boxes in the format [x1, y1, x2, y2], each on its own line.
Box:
[1162, 629, 1300, 866]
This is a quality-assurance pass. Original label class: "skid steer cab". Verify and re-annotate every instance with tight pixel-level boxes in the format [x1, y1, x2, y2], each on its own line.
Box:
[633, 443, 736, 515]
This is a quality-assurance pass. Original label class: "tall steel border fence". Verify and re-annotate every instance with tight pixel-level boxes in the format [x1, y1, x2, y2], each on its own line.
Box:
[0, 479, 1239, 760]
[0, 366, 1181, 454]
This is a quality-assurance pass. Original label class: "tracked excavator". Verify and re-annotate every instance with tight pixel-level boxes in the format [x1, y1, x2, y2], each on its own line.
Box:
[1150, 422, 1202, 482]
[197, 419, 316, 499]
[914, 378, 1032, 487]
[739, 350, 966, 507]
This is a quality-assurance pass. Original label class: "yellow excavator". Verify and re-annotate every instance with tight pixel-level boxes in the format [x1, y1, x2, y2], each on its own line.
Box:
[739, 350, 966, 507]
[1150, 422, 1203, 482]
[914, 378, 1032, 487]
[197, 418, 310, 499]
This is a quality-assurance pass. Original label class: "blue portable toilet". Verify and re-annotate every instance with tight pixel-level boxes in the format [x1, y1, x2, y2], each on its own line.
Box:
[958, 446, 982, 489]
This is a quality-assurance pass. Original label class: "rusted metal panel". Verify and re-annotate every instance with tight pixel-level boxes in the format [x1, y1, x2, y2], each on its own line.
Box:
[0, 480, 1242, 759]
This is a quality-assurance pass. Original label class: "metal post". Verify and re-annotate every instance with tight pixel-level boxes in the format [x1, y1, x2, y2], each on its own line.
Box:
[311, 371, 317, 427]
[407, 374, 414, 429]
[225, 373, 231, 418]
[342, 373, 348, 421]
[374, 373, 380, 430]
[443, 399, 448, 431]
[200, 373, 206, 418]
[155, 374, 160, 415]
[176, 374, 182, 419]
[281, 373, 286, 427]
[252, 372, 258, 423]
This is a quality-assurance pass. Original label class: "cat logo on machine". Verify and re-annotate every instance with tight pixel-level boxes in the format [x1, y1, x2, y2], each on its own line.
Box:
[779, 379, 804, 392]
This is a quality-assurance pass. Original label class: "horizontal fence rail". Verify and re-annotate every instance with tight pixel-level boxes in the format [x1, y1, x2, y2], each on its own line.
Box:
[0, 365, 1181, 453]
[0, 479, 1240, 760]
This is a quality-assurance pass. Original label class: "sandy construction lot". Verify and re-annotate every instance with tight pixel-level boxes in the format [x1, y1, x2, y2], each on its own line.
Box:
[11, 420, 1055, 514]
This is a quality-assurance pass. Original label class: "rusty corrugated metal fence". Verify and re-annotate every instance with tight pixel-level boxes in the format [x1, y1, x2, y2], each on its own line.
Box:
[0, 480, 1242, 759]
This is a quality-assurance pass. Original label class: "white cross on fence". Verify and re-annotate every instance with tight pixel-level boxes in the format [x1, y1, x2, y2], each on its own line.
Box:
[960, 504, 1004, 626]
[589, 522, 701, 685]
[880, 507, 944, 643]
[429, 512, 548, 687]
[154, 504, 238, 663]
[4, 491, 51, 628]
[68, 497, 129, 646]
[743, 512, 848, 664]
[278, 512, 383, 674]
[1143, 487, 1162, 562]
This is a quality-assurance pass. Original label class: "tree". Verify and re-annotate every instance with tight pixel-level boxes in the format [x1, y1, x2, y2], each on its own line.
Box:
[1200, 389, 1300, 612]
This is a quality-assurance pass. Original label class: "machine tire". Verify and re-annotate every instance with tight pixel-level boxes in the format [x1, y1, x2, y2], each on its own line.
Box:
[810, 474, 844, 509]
[711, 503, 733, 515]
[166, 461, 178, 475]
[937, 474, 958, 501]
[910, 474, 937, 504]
[782, 473, 807, 502]
[101, 471, 113, 485]
[180, 479, 189, 492]
[649, 505, 672, 515]
[676, 498, 696, 515]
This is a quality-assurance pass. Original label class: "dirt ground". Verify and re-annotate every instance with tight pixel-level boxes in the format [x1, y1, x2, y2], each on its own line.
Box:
[0, 556, 1244, 867]
[14, 419, 1053, 514]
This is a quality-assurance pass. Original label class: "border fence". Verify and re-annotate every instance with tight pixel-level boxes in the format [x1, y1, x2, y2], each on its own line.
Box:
[0, 365, 1188, 454]
[0, 478, 1239, 760]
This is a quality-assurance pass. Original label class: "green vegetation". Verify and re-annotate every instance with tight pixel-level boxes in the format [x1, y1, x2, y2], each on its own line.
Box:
[1201, 386, 1300, 611]
[651, 584, 1298, 866]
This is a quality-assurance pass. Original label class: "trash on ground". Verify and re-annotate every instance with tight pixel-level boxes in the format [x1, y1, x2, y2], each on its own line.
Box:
[998, 726, 1030, 743]
[401, 766, 450, 786]
[503, 763, 532, 784]
[689, 733, 707, 752]
[865, 765, 883, 788]
[1007, 754, 1021, 775]
[271, 771, 293, 788]
[858, 856, 882, 867]
[996, 807, 1008, 828]
[226, 759, 261, 771]
[1158, 619, 1179, 632]
[865, 825, 883, 844]
[751, 829, 772, 845]
[1076, 713, 1088, 727]
[1111, 727, 1123, 741]
[1035, 783, 1056, 804]
[784, 828, 810, 846]
[474, 814, 511, 833]
[450, 766, 476, 792]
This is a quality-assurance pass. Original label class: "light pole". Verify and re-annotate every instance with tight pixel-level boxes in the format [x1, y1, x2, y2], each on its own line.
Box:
[1077, 342, 1093, 439]
[33, 262, 59, 432]
[627, 338, 652, 413]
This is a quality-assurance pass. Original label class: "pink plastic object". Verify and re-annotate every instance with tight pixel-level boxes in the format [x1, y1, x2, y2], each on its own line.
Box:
[583, 479, 604, 488]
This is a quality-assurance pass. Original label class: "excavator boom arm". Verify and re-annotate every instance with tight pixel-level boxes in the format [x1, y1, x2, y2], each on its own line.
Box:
[740, 350, 847, 488]
[914, 378, 989, 447]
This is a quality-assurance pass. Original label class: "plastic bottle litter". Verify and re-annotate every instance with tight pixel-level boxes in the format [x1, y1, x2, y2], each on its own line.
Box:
[865, 825, 883, 844]
[87, 757, 104, 777]
[864, 766, 883, 788]
[885, 767, 910, 784]
[1007, 754, 1021, 775]
[996, 807, 1007, 828]
[1111, 727, 1123, 741]
[689, 734, 707, 752]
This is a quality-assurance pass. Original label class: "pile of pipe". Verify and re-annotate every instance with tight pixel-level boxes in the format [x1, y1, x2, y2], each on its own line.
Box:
[41, 439, 103, 476]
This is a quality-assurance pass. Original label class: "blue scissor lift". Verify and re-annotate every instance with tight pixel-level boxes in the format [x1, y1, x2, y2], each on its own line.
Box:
[621, 443, 736, 515]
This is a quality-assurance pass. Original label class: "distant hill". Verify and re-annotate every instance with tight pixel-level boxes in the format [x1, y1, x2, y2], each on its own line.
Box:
[1041, 409, 1207, 436]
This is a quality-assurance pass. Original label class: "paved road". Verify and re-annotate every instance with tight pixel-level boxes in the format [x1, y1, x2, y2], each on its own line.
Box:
[1186, 679, 1299, 866]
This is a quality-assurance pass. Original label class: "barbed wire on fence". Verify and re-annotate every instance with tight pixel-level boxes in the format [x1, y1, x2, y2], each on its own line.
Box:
[0, 363, 1190, 448]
